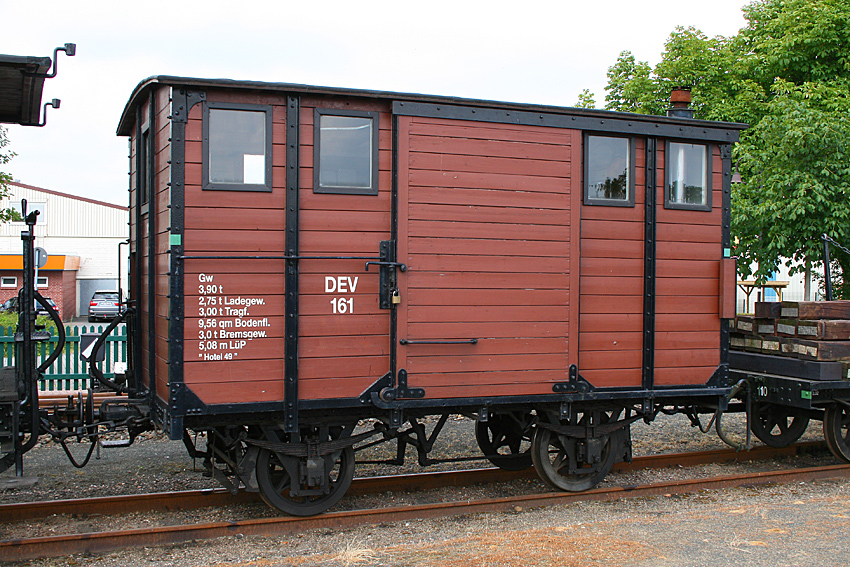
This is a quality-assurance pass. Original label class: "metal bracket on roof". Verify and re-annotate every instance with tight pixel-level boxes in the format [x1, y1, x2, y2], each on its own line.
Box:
[21, 43, 76, 79]
[36, 98, 60, 128]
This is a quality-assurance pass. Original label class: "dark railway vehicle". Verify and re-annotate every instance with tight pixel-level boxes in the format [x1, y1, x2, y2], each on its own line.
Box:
[108, 76, 747, 515]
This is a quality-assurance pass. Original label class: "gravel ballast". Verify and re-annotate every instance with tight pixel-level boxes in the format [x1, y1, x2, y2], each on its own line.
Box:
[2, 412, 848, 566]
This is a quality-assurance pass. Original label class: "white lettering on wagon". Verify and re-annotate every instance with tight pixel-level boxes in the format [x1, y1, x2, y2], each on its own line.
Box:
[195, 273, 274, 360]
[324, 276, 358, 293]
[324, 275, 357, 315]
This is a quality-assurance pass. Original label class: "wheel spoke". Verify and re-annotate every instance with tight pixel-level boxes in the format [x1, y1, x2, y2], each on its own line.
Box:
[765, 413, 779, 432]
[273, 473, 290, 494]
[475, 412, 533, 471]
[751, 403, 809, 448]
[551, 448, 567, 472]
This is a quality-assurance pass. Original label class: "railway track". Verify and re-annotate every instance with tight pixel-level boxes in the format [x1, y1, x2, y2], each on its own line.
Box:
[1, 442, 844, 561]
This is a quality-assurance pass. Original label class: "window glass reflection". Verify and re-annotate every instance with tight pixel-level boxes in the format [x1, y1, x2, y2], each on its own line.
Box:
[668, 142, 707, 206]
[587, 136, 629, 201]
[209, 109, 266, 184]
[318, 115, 373, 190]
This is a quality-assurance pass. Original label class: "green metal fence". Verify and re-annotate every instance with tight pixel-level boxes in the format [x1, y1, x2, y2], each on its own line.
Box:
[0, 325, 127, 393]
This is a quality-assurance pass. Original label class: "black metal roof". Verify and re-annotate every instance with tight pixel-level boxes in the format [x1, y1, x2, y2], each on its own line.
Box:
[117, 75, 748, 141]
[0, 54, 51, 126]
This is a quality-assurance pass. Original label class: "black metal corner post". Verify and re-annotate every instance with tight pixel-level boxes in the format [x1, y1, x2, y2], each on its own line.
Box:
[14, 206, 39, 475]
[284, 95, 300, 435]
[720, 144, 733, 377]
[389, 113, 400, 384]
[823, 235, 834, 301]
[166, 88, 205, 438]
[133, 105, 147, 406]
[146, 94, 157, 422]
[641, 138, 657, 392]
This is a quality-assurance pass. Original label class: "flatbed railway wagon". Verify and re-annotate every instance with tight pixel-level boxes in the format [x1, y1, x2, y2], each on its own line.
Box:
[729, 301, 850, 458]
[117, 77, 746, 515]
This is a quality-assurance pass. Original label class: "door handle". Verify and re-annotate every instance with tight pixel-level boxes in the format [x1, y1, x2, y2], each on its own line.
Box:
[400, 339, 478, 345]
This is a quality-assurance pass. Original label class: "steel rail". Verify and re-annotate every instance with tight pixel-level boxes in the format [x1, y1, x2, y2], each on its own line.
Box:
[3, 462, 849, 562]
[0, 441, 827, 523]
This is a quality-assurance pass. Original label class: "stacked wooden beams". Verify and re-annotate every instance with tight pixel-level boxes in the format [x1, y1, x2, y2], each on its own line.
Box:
[731, 301, 850, 377]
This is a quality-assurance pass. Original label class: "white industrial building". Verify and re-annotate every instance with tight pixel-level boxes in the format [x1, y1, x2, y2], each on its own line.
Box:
[0, 181, 128, 319]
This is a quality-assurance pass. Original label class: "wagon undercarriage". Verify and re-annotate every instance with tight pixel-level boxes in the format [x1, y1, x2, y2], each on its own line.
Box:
[187, 395, 729, 516]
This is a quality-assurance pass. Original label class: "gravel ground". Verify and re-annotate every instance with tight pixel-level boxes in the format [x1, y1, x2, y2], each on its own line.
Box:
[1, 412, 847, 566]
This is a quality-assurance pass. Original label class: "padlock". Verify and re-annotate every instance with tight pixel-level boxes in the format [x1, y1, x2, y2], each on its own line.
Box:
[391, 289, 401, 304]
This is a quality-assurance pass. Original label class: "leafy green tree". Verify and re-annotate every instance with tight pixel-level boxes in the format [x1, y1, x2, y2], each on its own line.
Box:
[604, 51, 658, 114]
[734, 80, 850, 290]
[574, 89, 596, 109]
[732, 0, 850, 291]
[0, 126, 16, 223]
[589, 0, 850, 294]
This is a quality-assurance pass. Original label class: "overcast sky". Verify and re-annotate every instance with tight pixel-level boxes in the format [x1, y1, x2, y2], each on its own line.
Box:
[1, 0, 749, 206]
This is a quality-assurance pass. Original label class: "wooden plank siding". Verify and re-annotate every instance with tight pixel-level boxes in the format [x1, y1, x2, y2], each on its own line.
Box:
[126, 83, 731, 408]
[578, 138, 646, 388]
[127, 85, 174, 407]
[397, 116, 580, 399]
[653, 143, 723, 386]
[181, 90, 291, 404]
[132, 94, 150, 399]
[295, 97, 392, 401]
[152, 86, 172, 405]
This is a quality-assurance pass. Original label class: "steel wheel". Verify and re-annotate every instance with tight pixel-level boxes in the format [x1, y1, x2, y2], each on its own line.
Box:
[750, 402, 810, 448]
[824, 404, 850, 463]
[531, 415, 618, 492]
[256, 431, 355, 516]
[475, 412, 533, 471]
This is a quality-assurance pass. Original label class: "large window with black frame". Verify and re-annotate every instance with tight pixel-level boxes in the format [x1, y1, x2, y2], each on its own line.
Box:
[313, 108, 379, 195]
[203, 102, 273, 192]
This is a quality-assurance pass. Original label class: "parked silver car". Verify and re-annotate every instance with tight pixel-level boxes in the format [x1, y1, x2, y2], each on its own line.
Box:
[88, 291, 121, 322]
[1, 295, 58, 317]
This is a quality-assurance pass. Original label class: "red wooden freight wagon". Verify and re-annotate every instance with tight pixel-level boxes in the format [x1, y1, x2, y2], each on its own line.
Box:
[117, 77, 745, 515]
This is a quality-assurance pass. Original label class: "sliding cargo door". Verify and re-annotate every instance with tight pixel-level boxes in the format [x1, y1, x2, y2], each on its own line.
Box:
[396, 115, 581, 399]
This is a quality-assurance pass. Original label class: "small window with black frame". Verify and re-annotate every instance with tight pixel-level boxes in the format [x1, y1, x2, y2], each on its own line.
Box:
[203, 102, 273, 192]
[665, 142, 711, 211]
[313, 109, 379, 195]
[584, 135, 634, 207]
